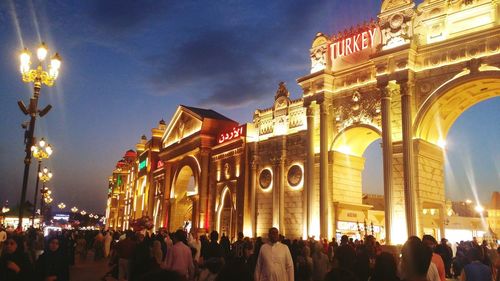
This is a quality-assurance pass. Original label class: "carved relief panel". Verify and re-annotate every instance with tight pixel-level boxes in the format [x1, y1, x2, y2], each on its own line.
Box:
[333, 91, 382, 132]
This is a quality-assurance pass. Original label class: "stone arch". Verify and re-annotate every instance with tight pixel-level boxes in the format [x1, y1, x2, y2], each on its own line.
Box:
[414, 70, 500, 146]
[331, 124, 382, 157]
[170, 156, 200, 198]
[329, 124, 383, 209]
[169, 156, 201, 231]
[412, 70, 500, 239]
[217, 186, 235, 237]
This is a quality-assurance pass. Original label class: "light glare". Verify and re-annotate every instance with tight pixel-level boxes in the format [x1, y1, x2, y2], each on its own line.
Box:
[338, 145, 352, 155]
[437, 138, 447, 148]
[474, 205, 484, 213]
[37, 43, 48, 61]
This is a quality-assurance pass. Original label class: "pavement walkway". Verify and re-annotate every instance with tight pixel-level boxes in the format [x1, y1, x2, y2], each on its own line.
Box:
[70, 250, 117, 281]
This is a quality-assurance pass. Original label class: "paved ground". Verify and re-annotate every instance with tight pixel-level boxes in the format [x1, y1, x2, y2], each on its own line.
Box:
[70, 250, 117, 281]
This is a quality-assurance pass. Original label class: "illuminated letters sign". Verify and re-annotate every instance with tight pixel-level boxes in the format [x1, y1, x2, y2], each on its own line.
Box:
[329, 23, 381, 71]
[331, 28, 377, 59]
[218, 125, 246, 144]
[53, 214, 69, 221]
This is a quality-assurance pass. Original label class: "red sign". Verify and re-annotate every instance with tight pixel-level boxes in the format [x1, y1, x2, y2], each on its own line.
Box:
[217, 125, 246, 144]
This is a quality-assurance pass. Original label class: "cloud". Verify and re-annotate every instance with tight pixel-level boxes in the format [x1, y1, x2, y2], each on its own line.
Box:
[144, 0, 326, 107]
[86, 0, 170, 34]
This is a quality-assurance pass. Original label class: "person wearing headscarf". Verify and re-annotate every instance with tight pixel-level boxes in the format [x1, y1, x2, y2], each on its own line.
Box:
[35, 237, 69, 281]
[0, 236, 34, 281]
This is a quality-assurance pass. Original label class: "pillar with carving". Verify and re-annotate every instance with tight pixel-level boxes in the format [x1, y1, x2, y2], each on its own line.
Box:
[399, 80, 418, 237]
[379, 82, 394, 244]
[319, 100, 329, 239]
[305, 104, 314, 238]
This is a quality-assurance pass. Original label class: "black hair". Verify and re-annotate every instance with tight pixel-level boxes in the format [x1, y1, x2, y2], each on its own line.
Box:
[210, 230, 219, 242]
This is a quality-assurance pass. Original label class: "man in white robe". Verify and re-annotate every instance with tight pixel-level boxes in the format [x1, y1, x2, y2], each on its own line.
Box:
[255, 227, 294, 281]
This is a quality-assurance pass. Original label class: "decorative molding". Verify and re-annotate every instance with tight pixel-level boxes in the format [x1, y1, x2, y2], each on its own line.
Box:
[334, 91, 382, 131]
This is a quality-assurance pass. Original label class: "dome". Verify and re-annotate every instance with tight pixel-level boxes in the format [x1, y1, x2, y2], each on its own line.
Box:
[116, 159, 127, 168]
[124, 149, 137, 159]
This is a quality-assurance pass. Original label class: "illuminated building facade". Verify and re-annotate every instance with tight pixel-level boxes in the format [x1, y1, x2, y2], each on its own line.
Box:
[211, 124, 251, 238]
[158, 106, 239, 233]
[106, 0, 500, 243]
[106, 150, 136, 230]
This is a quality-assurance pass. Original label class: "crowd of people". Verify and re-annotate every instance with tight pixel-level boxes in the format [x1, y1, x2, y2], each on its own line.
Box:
[0, 224, 499, 281]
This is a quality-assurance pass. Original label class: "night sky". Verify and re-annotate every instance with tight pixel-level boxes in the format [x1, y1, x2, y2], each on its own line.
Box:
[0, 0, 498, 214]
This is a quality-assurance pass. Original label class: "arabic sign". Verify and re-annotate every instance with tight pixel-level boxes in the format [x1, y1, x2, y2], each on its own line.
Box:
[217, 125, 246, 144]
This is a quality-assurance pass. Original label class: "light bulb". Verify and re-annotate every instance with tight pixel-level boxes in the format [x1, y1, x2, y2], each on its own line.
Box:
[46, 145, 53, 156]
[19, 48, 31, 74]
[37, 42, 48, 61]
[49, 53, 61, 79]
[50, 53, 61, 70]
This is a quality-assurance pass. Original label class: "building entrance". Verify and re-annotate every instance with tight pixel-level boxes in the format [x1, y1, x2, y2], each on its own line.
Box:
[170, 165, 196, 231]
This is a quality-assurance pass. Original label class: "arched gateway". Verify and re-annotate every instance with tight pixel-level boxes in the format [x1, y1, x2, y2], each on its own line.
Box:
[291, 0, 500, 244]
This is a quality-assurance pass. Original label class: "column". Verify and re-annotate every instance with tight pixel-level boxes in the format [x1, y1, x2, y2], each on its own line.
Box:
[250, 143, 258, 237]
[200, 149, 210, 230]
[399, 80, 418, 237]
[279, 137, 286, 235]
[163, 199, 170, 229]
[440, 205, 446, 240]
[305, 104, 314, 238]
[319, 100, 329, 239]
[379, 82, 394, 244]
[191, 195, 199, 232]
[168, 198, 175, 231]
[272, 158, 280, 228]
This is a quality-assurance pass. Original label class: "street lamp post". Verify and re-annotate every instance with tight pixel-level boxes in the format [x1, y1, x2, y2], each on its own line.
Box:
[31, 139, 52, 226]
[41, 185, 52, 224]
[38, 168, 52, 224]
[17, 42, 61, 229]
[57, 203, 66, 210]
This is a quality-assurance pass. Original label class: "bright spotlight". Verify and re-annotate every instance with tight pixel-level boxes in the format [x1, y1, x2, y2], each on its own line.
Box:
[437, 138, 446, 149]
[474, 205, 484, 213]
[338, 145, 352, 155]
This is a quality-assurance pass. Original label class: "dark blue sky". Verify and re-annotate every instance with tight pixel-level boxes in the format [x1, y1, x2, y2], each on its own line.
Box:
[0, 0, 498, 214]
